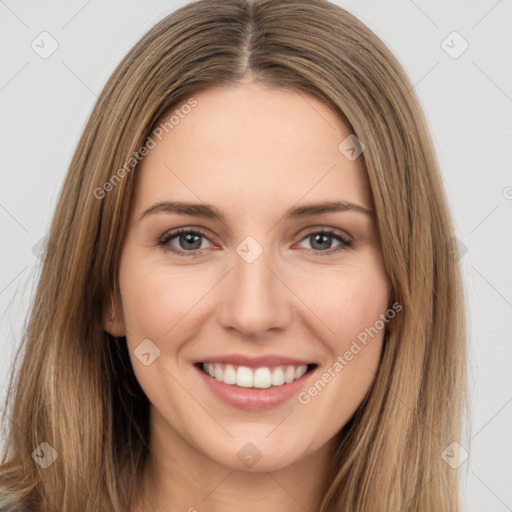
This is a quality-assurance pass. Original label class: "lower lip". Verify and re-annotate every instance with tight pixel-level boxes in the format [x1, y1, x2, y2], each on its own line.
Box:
[195, 364, 316, 411]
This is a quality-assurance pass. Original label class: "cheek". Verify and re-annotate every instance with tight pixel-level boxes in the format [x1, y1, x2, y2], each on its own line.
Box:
[292, 267, 389, 430]
[294, 263, 389, 351]
[118, 252, 190, 341]
[117, 253, 203, 401]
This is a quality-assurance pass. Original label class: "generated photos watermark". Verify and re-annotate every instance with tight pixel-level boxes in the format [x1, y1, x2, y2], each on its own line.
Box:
[297, 301, 402, 404]
[93, 97, 198, 199]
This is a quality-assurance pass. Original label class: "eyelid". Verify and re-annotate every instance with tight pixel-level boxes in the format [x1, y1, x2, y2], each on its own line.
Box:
[158, 226, 217, 251]
[295, 225, 352, 243]
[157, 225, 353, 257]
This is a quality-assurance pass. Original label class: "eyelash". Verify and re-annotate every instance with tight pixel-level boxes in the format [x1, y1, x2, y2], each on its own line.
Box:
[157, 227, 353, 258]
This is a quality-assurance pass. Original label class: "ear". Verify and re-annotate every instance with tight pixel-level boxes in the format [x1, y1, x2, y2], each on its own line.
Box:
[103, 290, 126, 337]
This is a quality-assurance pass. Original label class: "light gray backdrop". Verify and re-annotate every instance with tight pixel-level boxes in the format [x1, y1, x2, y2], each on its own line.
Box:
[1, 1, 511, 510]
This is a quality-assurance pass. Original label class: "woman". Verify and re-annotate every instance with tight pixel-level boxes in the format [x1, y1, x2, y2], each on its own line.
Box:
[0, 0, 467, 510]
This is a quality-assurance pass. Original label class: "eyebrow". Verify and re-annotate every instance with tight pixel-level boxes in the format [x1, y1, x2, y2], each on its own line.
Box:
[139, 200, 374, 223]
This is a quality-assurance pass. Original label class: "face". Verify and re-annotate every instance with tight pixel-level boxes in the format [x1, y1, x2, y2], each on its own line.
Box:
[107, 82, 390, 474]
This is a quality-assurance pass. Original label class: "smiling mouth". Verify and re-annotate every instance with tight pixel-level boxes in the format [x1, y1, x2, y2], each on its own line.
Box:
[195, 362, 318, 389]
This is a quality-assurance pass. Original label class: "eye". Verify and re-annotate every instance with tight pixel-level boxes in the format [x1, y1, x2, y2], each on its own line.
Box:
[157, 227, 353, 258]
[297, 228, 352, 256]
[157, 227, 213, 257]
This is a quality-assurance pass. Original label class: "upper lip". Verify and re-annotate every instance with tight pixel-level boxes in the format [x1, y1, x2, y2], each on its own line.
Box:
[195, 354, 316, 368]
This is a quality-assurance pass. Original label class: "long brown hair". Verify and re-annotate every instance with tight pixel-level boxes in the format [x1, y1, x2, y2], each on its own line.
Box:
[0, 0, 468, 510]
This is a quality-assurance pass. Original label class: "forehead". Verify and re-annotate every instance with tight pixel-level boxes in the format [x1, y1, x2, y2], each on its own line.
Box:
[133, 83, 371, 219]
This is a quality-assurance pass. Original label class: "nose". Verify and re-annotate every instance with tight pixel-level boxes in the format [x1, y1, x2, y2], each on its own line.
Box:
[217, 243, 292, 339]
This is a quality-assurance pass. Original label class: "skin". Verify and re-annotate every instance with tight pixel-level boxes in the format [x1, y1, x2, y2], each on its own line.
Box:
[105, 81, 391, 512]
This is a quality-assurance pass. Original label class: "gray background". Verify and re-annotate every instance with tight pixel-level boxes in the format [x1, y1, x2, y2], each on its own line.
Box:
[1, 1, 511, 510]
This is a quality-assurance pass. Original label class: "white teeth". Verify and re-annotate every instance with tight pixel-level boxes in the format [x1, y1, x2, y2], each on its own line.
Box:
[236, 366, 254, 388]
[284, 365, 295, 384]
[201, 362, 310, 388]
[295, 365, 307, 379]
[271, 367, 285, 386]
[214, 364, 223, 382]
[223, 364, 236, 385]
[253, 368, 272, 389]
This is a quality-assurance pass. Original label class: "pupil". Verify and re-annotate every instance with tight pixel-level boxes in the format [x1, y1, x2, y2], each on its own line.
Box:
[312, 233, 331, 251]
[181, 233, 201, 250]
